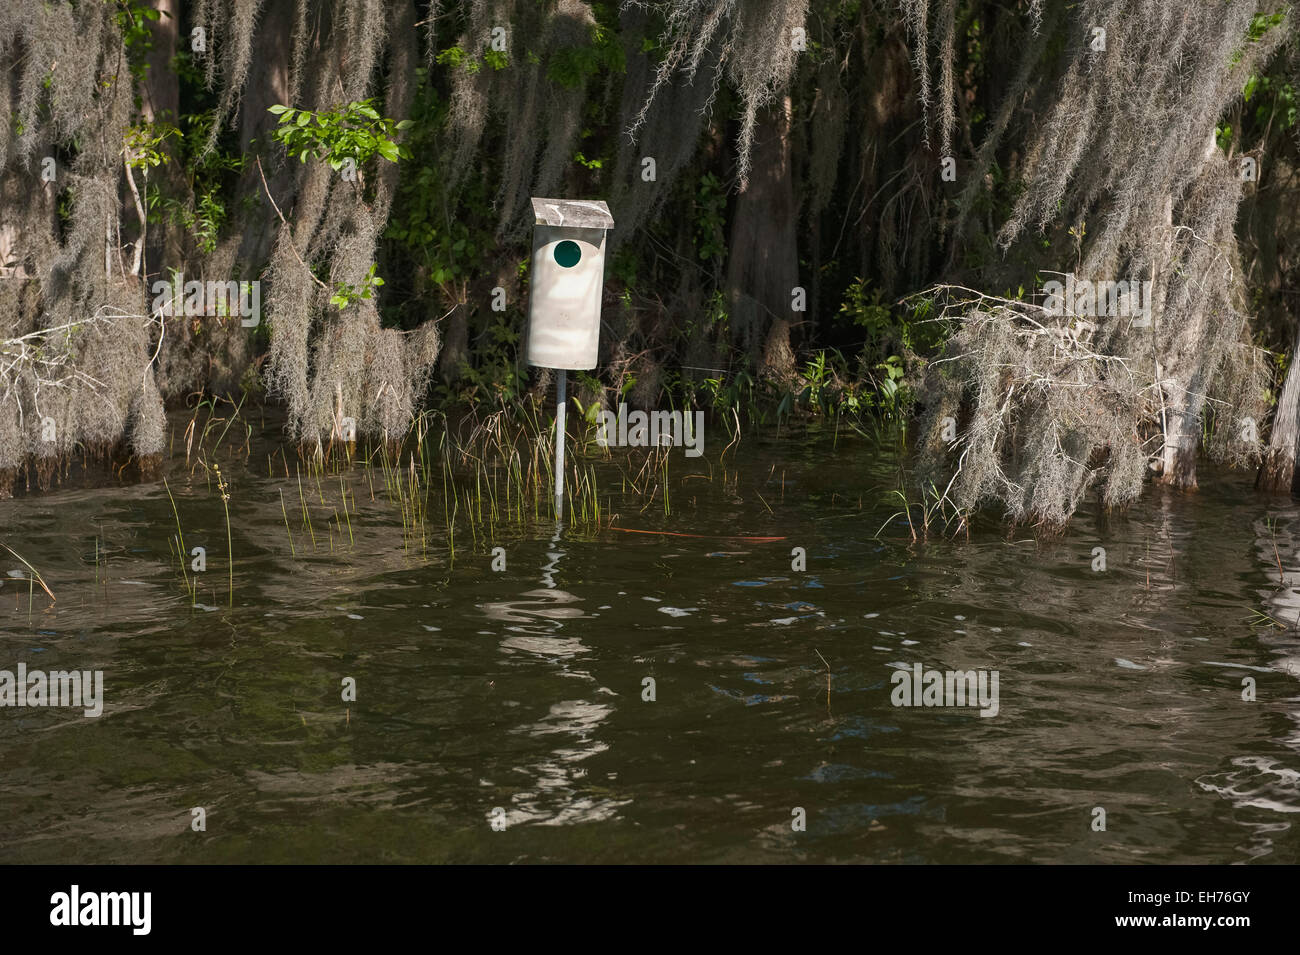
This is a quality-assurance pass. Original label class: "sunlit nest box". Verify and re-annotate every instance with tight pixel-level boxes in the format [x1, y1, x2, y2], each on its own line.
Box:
[525, 197, 614, 370]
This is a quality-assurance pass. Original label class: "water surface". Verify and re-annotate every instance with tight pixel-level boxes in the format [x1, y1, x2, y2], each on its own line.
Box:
[2, 415, 1298, 863]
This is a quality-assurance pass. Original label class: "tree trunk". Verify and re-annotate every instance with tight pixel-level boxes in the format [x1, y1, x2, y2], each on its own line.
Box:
[437, 304, 470, 384]
[142, 0, 178, 124]
[140, 0, 185, 284]
[725, 95, 800, 383]
[234, 0, 296, 271]
[1149, 193, 1186, 487]
[1258, 321, 1300, 493]
[1159, 389, 1203, 490]
[1154, 182, 1203, 490]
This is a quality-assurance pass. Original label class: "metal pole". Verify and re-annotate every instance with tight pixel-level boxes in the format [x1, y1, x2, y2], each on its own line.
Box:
[554, 370, 566, 521]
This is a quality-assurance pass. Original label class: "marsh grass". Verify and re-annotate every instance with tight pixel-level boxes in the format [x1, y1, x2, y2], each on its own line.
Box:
[279, 488, 297, 557]
[1266, 515, 1285, 584]
[877, 469, 966, 542]
[158, 395, 737, 593]
[339, 472, 354, 546]
[296, 468, 316, 549]
[213, 464, 234, 607]
[177, 390, 256, 471]
[0, 540, 54, 620]
[1246, 607, 1288, 631]
[162, 477, 197, 602]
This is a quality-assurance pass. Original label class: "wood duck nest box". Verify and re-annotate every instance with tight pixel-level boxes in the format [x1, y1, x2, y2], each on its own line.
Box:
[525, 197, 614, 370]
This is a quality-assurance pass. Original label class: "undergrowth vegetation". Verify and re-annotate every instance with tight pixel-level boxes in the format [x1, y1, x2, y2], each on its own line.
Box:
[4, 1, 1300, 531]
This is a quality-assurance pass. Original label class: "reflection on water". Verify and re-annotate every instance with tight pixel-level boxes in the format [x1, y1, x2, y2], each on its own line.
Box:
[1194, 509, 1300, 847]
[480, 524, 623, 827]
[1, 415, 1298, 863]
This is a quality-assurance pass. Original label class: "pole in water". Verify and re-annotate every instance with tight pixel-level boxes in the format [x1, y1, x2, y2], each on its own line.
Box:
[554, 370, 566, 521]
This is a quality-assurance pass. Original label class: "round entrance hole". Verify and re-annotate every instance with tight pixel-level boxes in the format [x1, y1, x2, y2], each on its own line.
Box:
[554, 240, 582, 268]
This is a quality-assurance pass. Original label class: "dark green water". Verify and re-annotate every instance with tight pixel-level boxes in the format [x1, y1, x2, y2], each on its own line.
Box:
[2, 413, 1299, 863]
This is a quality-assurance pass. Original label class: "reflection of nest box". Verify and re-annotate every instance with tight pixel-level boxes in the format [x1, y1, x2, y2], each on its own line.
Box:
[525, 198, 614, 370]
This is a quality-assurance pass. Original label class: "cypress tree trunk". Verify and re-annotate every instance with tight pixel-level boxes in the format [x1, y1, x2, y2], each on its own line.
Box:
[143, 0, 182, 284]
[725, 95, 800, 382]
[142, 0, 178, 124]
[1159, 390, 1203, 490]
[1258, 322, 1300, 493]
[234, 0, 296, 270]
[1151, 193, 1201, 490]
[1155, 141, 1215, 492]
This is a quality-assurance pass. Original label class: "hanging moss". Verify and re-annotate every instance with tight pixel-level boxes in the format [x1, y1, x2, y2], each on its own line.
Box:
[628, 0, 809, 189]
[0, 1, 165, 496]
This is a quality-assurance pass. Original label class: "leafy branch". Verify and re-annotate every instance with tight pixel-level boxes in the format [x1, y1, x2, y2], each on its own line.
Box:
[268, 98, 412, 175]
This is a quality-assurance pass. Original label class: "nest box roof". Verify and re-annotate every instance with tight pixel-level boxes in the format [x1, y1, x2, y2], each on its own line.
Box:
[531, 198, 614, 230]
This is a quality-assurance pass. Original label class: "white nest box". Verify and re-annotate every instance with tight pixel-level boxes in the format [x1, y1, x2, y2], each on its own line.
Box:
[525, 197, 614, 370]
